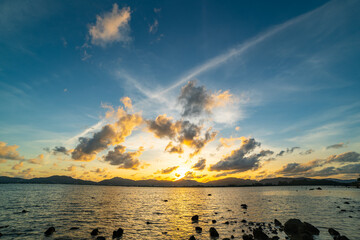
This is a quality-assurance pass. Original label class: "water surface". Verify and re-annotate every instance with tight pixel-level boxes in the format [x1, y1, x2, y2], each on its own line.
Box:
[0, 184, 359, 239]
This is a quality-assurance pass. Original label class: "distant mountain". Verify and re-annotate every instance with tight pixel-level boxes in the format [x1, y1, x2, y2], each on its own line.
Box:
[0, 175, 356, 187]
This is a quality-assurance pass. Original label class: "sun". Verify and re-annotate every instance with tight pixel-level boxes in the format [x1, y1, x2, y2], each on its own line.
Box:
[174, 166, 190, 180]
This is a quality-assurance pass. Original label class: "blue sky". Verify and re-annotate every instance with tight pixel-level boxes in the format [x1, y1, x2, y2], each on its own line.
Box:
[0, 0, 359, 181]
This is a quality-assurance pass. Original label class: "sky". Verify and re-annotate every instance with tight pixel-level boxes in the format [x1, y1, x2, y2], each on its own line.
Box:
[0, 0, 360, 182]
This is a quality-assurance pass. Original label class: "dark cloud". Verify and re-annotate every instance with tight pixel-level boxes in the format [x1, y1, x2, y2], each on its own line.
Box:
[72, 111, 142, 161]
[275, 159, 324, 176]
[146, 114, 180, 139]
[157, 166, 179, 174]
[165, 142, 183, 154]
[308, 164, 360, 177]
[103, 145, 143, 169]
[52, 146, 69, 155]
[178, 81, 212, 117]
[326, 143, 345, 149]
[147, 117, 217, 157]
[192, 158, 206, 171]
[326, 151, 360, 163]
[183, 171, 207, 180]
[210, 138, 262, 172]
[300, 149, 314, 155]
[276, 147, 300, 156]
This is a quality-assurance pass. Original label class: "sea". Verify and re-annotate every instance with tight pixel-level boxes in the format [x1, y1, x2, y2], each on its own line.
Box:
[0, 184, 359, 239]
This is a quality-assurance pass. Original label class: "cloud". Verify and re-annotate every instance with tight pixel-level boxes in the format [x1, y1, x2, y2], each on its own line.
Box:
[149, 19, 158, 34]
[52, 146, 69, 155]
[210, 138, 264, 172]
[0, 141, 24, 160]
[217, 136, 245, 150]
[157, 166, 179, 174]
[66, 165, 76, 172]
[192, 158, 206, 171]
[103, 145, 143, 169]
[28, 154, 44, 164]
[146, 114, 180, 139]
[165, 142, 183, 154]
[300, 149, 314, 155]
[147, 116, 217, 157]
[326, 142, 345, 149]
[276, 147, 300, 156]
[178, 81, 234, 118]
[91, 168, 107, 174]
[12, 161, 23, 170]
[71, 108, 142, 161]
[183, 171, 207, 180]
[326, 151, 360, 164]
[276, 159, 325, 176]
[120, 97, 132, 109]
[89, 4, 131, 47]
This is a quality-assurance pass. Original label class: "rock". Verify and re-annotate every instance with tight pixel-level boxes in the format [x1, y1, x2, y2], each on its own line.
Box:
[316, 187, 322, 190]
[189, 236, 196, 240]
[44, 227, 55, 236]
[338, 236, 350, 240]
[328, 228, 340, 237]
[0, 226, 9, 229]
[212, 220, 217, 224]
[195, 227, 202, 233]
[146, 221, 151, 224]
[208, 194, 212, 196]
[274, 219, 282, 227]
[162, 232, 168, 235]
[0, 232, 2, 237]
[242, 234, 254, 240]
[303, 222, 319, 235]
[192, 215, 199, 222]
[224, 221, 229, 225]
[241, 204, 248, 209]
[271, 229, 277, 234]
[91, 228, 99, 236]
[284, 219, 303, 235]
[70, 227, 79, 230]
[209, 227, 219, 238]
[309, 188, 314, 190]
[223, 238, 230, 240]
[231, 235, 234, 239]
[253, 228, 269, 240]
[112, 227, 123, 238]
[241, 219, 247, 223]
[344, 201, 350, 204]
[21, 210, 28, 213]
[163, 200, 168, 202]
[271, 237, 279, 240]
[96, 237, 106, 240]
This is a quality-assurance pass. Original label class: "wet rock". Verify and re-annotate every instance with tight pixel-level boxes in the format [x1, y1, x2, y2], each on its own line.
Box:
[0, 226, 8, 229]
[271, 229, 277, 234]
[253, 227, 269, 240]
[212, 220, 217, 224]
[224, 221, 229, 225]
[284, 219, 304, 235]
[208, 194, 212, 196]
[274, 219, 282, 227]
[21, 210, 28, 213]
[96, 237, 106, 240]
[189, 236, 196, 240]
[338, 236, 350, 240]
[231, 235, 234, 239]
[316, 187, 322, 190]
[242, 234, 254, 240]
[271, 237, 279, 240]
[192, 215, 199, 222]
[112, 228, 123, 238]
[328, 228, 340, 237]
[223, 238, 230, 240]
[0, 232, 2, 237]
[70, 227, 79, 230]
[44, 227, 55, 236]
[241, 219, 247, 223]
[195, 227, 202, 233]
[163, 200, 168, 202]
[146, 221, 151, 224]
[309, 188, 314, 190]
[241, 204, 248, 209]
[344, 201, 350, 204]
[303, 222, 320, 235]
[209, 227, 219, 238]
[91, 228, 99, 236]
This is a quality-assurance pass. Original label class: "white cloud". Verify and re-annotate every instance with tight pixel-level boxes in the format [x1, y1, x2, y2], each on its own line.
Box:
[89, 4, 131, 47]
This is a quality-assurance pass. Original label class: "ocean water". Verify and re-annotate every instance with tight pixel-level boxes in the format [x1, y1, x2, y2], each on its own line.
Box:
[0, 184, 359, 240]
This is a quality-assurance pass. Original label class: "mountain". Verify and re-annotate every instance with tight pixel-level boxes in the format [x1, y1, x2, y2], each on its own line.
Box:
[0, 175, 356, 187]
